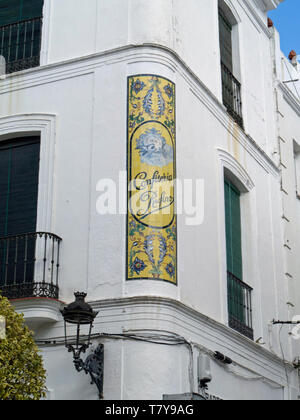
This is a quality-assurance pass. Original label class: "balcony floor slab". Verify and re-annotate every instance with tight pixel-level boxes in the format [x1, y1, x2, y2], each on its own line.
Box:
[11, 297, 65, 327]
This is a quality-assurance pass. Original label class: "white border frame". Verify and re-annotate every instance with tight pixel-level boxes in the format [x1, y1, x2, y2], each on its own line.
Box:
[216, 148, 257, 327]
[0, 113, 57, 233]
[217, 148, 255, 191]
[40, 0, 52, 66]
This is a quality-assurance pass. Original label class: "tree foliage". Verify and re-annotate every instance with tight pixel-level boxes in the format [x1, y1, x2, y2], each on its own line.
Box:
[0, 295, 46, 400]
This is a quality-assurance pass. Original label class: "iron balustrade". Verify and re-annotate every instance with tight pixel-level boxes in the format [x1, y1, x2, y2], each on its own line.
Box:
[227, 271, 253, 340]
[221, 62, 244, 128]
[0, 232, 62, 300]
[0, 17, 43, 74]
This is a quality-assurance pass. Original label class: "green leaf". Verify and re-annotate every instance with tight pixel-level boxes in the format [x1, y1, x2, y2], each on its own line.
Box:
[0, 294, 46, 400]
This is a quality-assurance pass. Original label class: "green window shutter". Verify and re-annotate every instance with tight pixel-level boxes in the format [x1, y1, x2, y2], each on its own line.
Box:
[0, 0, 44, 26]
[224, 179, 245, 323]
[20, 0, 44, 21]
[218, 9, 233, 73]
[0, 137, 40, 237]
[0, 137, 40, 286]
[224, 179, 243, 279]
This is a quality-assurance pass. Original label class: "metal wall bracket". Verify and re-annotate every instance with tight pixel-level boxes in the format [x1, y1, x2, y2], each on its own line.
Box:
[74, 344, 104, 399]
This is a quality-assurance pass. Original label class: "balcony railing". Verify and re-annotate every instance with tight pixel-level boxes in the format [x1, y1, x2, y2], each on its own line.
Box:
[221, 62, 244, 129]
[227, 271, 253, 340]
[0, 232, 62, 300]
[0, 17, 43, 74]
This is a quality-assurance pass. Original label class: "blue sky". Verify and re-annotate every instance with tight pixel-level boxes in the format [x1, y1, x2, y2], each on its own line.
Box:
[269, 0, 300, 58]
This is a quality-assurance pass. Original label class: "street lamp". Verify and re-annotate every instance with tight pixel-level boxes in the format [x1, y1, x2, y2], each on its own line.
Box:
[61, 292, 104, 399]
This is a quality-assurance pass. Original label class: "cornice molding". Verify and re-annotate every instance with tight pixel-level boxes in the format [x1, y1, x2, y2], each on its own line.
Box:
[0, 44, 279, 178]
[89, 295, 291, 385]
[12, 298, 64, 324]
[261, 0, 283, 12]
[217, 148, 255, 191]
[238, 0, 272, 38]
[278, 82, 300, 117]
[222, 0, 242, 24]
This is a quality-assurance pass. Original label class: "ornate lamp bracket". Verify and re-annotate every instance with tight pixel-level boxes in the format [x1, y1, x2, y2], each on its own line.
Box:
[72, 344, 104, 399]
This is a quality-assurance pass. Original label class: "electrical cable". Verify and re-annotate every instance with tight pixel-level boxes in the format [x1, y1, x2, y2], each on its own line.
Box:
[224, 364, 283, 389]
[36, 331, 196, 394]
[192, 341, 286, 389]
[36, 330, 290, 393]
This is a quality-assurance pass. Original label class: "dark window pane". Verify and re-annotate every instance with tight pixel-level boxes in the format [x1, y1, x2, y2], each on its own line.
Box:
[219, 9, 233, 73]
[0, 0, 44, 26]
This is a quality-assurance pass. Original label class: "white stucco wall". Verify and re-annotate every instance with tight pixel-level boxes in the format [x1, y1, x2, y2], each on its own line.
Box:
[41, 0, 284, 155]
[1, 0, 298, 401]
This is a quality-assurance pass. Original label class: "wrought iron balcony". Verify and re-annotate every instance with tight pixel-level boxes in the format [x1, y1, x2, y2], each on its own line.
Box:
[227, 271, 253, 340]
[0, 232, 62, 300]
[221, 62, 244, 129]
[0, 17, 43, 74]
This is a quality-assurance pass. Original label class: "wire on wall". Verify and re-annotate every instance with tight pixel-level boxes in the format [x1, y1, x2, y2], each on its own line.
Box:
[36, 330, 288, 392]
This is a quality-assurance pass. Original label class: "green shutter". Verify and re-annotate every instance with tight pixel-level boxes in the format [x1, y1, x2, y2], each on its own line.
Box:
[218, 9, 233, 73]
[0, 0, 44, 26]
[0, 137, 40, 237]
[0, 137, 40, 286]
[224, 179, 245, 323]
[224, 179, 243, 279]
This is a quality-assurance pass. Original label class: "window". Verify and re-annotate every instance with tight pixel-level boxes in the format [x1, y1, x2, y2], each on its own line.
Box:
[218, 6, 243, 128]
[0, 0, 44, 74]
[219, 9, 233, 74]
[0, 137, 40, 237]
[224, 179, 253, 339]
[0, 137, 40, 290]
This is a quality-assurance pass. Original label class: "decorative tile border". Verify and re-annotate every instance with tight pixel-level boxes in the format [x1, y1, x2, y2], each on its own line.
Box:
[127, 75, 177, 284]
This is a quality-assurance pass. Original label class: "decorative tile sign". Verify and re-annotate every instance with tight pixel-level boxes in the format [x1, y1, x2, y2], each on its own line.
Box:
[0, 316, 6, 340]
[127, 75, 177, 284]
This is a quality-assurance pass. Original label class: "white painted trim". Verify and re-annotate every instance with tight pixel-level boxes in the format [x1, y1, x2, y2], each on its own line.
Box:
[215, 148, 256, 330]
[217, 148, 255, 191]
[88, 296, 292, 387]
[0, 113, 57, 232]
[12, 298, 64, 324]
[40, 0, 52, 66]
[238, 0, 272, 38]
[0, 46, 279, 178]
[222, 0, 242, 24]
[215, 154, 230, 327]
[35, 296, 293, 393]
[261, 0, 283, 12]
[278, 83, 300, 117]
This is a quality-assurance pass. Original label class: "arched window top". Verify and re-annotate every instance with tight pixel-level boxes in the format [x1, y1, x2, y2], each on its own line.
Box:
[224, 167, 246, 194]
[217, 148, 255, 193]
[218, 0, 241, 27]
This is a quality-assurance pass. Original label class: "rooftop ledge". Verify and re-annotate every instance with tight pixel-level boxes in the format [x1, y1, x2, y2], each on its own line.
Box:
[11, 297, 64, 326]
[262, 0, 284, 11]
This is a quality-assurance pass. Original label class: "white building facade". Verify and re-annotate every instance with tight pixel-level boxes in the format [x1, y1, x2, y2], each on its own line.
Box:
[0, 0, 300, 400]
